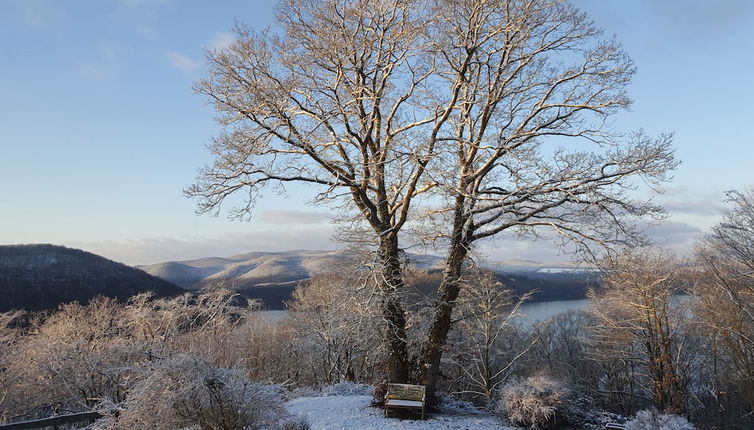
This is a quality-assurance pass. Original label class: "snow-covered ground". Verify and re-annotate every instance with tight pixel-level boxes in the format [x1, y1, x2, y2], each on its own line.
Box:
[286, 394, 515, 430]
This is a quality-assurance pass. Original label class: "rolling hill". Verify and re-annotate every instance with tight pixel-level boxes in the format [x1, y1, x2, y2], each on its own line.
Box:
[138, 250, 351, 289]
[139, 250, 596, 310]
[0, 244, 185, 312]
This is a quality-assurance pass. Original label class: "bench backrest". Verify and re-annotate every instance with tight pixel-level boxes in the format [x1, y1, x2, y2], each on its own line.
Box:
[386, 383, 426, 401]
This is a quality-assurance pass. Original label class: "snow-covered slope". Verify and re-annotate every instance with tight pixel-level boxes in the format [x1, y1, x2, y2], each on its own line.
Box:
[138, 250, 344, 290]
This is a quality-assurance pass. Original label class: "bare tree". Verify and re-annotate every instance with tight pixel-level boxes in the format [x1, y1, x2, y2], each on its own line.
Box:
[445, 271, 535, 402]
[531, 310, 601, 390]
[416, 0, 676, 394]
[186, 0, 676, 387]
[694, 188, 754, 419]
[186, 0, 456, 382]
[588, 249, 691, 414]
[287, 269, 382, 385]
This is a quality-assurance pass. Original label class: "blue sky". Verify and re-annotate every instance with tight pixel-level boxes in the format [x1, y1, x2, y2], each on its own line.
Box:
[1, 0, 752, 265]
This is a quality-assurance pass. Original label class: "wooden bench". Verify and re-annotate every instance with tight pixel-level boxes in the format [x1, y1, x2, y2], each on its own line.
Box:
[384, 383, 426, 420]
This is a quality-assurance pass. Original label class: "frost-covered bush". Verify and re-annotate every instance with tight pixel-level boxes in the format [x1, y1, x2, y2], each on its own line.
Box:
[372, 381, 388, 407]
[287, 270, 384, 386]
[282, 416, 311, 430]
[434, 392, 488, 416]
[497, 375, 577, 430]
[319, 381, 373, 397]
[624, 409, 696, 430]
[5, 298, 141, 419]
[99, 354, 289, 430]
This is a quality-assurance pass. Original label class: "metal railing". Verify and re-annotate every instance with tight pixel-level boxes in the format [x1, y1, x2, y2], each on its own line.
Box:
[0, 411, 102, 430]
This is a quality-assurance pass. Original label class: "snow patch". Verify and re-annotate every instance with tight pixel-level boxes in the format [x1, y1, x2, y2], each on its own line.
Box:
[285, 395, 515, 430]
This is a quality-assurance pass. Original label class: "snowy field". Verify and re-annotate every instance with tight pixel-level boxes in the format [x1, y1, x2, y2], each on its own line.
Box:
[286, 394, 515, 430]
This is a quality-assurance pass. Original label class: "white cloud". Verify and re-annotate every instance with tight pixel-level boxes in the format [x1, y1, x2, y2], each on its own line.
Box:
[67, 228, 338, 266]
[165, 51, 197, 72]
[209, 32, 235, 51]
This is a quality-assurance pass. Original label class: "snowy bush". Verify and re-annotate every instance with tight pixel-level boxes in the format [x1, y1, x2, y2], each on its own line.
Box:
[282, 416, 311, 430]
[98, 354, 289, 430]
[372, 381, 388, 407]
[497, 375, 577, 430]
[624, 409, 696, 430]
[319, 381, 373, 397]
[434, 392, 488, 416]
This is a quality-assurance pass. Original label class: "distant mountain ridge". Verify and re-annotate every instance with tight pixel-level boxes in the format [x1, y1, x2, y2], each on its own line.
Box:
[138, 250, 352, 289]
[139, 250, 596, 309]
[0, 244, 185, 312]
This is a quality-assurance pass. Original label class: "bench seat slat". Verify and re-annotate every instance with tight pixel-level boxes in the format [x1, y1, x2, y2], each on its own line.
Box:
[385, 399, 424, 408]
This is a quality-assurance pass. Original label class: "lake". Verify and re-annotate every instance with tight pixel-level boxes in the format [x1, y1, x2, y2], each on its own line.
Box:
[517, 299, 588, 326]
[257, 299, 591, 326]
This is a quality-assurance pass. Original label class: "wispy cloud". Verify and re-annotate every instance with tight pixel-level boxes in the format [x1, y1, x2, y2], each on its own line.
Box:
[474, 218, 708, 263]
[653, 0, 754, 45]
[662, 199, 726, 216]
[67, 228, 338, 266]
[476, 237, 567, 263]
[642, 220, 703, 246]
[115, 0, 163, 35]
[165, 51, 197, 72]
[12, 0, 62, 28]
[119, 0, 166, 6]
[208, 32, 235, 51]
[260, 210, 329, 225]
[78, 44, 119, 80]
[658, 186, 727, 219]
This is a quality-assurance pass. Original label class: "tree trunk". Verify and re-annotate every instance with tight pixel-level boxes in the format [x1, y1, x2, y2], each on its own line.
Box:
[378, 232, 410, 383]
[418, 197, 472, 398]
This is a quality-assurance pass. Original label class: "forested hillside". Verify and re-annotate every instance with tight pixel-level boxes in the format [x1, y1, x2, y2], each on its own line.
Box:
[0, 244, 185, 311]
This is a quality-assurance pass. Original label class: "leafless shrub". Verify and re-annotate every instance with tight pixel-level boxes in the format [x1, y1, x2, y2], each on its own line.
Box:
[529, 310, 601, 390]
[442, 271, 536, 403]
[0, 310, 27, 420]
[0, 289, 301, 423]
[624, 409, 696, 430]
[287, 268, 383, 386]
[96, 354, 288, 430]
[497, 375, 577, 430]
[7, 298, 140, 418]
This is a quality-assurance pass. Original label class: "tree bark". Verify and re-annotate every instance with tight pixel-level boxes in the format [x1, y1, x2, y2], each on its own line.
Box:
[419, 196, 472, 398]
[377, 231, 410, 383]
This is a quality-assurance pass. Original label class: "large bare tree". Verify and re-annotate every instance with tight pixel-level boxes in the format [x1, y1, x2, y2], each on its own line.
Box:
[415, 0, 676, 394]
[187, 0, 676, 388]
[186, 0, 449, 382]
